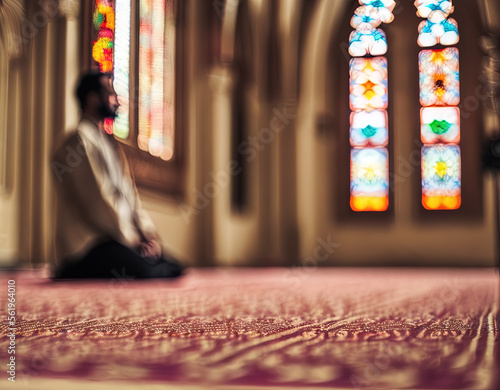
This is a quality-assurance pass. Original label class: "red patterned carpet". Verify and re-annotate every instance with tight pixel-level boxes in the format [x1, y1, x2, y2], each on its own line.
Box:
[0, 268, 498, 389]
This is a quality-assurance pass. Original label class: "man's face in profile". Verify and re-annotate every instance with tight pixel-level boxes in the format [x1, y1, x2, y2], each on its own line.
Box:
[97, 75, 119, 120]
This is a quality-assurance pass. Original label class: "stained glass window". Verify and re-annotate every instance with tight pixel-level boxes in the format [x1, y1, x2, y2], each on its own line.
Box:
[138, 0, 175, 161]
[349, 0, 395, 212]
[93, 0, 114, 73]
[351, 8, 391, 30]
[422, 145, 461, 210]
[349, 58, 388, 111]
[349, 29, 388, 58]
[351, 148, 389, 212]
[415, 1, 454, 22]
[92, 0, 130, 138]
[359, 0, 396, 8]
[93, 0, 115, 134]
[416, 0, 461, 210]
[417, 19, 459, 47]
[92, 0, 176, 160]
[350, 110, 388, 148]
[113, 0, 131, 139]
[420, 107, 460, 144]
[419, 48, 459, 107]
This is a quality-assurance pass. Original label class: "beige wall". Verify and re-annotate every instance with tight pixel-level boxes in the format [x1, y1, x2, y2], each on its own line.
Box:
[0, 1, 66, 266]
[0, 58, 20, 266]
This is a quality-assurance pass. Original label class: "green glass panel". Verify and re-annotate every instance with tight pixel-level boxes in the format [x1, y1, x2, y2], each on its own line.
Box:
[429, 119, 451, 135]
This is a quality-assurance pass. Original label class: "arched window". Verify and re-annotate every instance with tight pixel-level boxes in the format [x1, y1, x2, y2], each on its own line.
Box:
[334, 0, 484, 221]
[348, 0, 395, 212]
[88, 0, 186, 195]
[415, 0, 461, 210]
[345, 0, 474, 214]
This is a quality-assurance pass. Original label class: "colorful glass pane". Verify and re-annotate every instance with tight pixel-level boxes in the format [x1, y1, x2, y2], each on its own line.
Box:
[349, 0, 394, 213]
[350, 57, 388, 111]
[148, 0, 165, 158]
[421, 145, 461, 210]
[420, 107, 459, 144]
[92, 0, 114, 73]
[350, 110, 388, 147]
[414, 0, 454, 22]
[350, 148, 389, 212]
[138, 0, 152, 151]
[359, 0, 396, 12]
[93, 0, 115, 134]
[419, 48, 459, 107]
[113, 0, 131, 139]
[351, 5, 394, 29]
[138, 0, 174, 161]
[349, 28, 388, 57]
[417, 18, 459, 47]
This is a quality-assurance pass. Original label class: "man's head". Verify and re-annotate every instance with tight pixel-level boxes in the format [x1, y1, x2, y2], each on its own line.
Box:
[75, 71, 119, 121]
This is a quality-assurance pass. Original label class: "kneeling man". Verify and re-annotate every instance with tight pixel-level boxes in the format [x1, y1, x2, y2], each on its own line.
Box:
[52, 71, 182, 279]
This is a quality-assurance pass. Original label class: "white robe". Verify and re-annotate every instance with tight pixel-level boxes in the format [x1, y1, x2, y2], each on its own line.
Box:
[51, 117, 158, 265]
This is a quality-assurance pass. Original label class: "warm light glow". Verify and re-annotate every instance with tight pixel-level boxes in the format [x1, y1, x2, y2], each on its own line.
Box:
[359, 0, 396, 11]
[434, 159, 448, 178]
[349, 57, 388, 111]
[420, 107, 460, 144]
[113, 0, 131, 139]
[92, 0, 115, 73]
[350, 110, 388, 147]
[422, 195, 461, 210]
[351, 4, 395, 30]
[351, 148, 389, 212]
[139, 0, 175, 161]
[419, 48, 459, 107]
[417, 18, 459, 47]
[350, 196, 389, 212]
[421, 145, 460, 210]
[349, 29, 388, 57]
[139, 0, 154, 152]
[349, 1, 394, 212]
[415, 1, 461, 211]
[414, 0, 454, 23]
[93, 0, 115, 134]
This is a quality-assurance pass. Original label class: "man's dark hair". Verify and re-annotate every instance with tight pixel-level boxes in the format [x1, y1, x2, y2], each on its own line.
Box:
[75, 71, 111, 109]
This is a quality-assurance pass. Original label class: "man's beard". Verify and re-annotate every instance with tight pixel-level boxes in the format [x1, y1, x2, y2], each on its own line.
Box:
[98, 101, 118, 119]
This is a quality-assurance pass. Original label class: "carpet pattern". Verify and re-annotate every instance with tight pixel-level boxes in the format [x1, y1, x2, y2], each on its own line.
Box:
[0, 268, 498, 389]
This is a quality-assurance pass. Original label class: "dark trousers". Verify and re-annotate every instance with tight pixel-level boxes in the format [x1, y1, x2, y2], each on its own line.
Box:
[54, 240, 183, 279]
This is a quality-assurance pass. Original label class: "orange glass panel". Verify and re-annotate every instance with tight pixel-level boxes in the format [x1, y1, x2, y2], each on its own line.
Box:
[350, 196, 389, 212]
[350, 148, 389, 212]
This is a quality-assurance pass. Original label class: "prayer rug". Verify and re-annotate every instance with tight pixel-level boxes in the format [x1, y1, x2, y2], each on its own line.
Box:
[0, 267, 498, 389]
